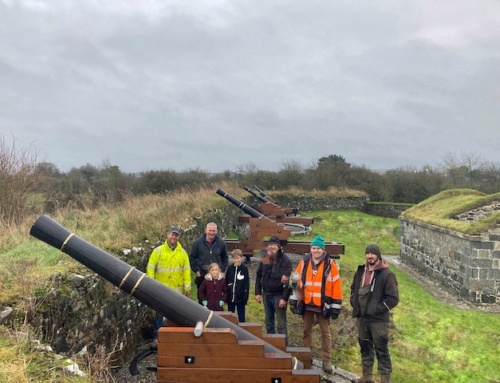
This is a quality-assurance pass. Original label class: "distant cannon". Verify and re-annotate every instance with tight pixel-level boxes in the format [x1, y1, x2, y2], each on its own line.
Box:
[253, 184, 277, 204]
[243, 186, 268, 204]
[215, 188, 269, 220]
[243, 186, 314, 226]
[216, 189, 344, 259]
[29, 215, 319, 382]
[252, 185, 298, 215]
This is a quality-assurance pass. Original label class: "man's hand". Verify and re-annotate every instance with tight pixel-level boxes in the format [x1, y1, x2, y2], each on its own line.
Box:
[184, 290, 190, 297]
[281, 275, 289, 284]
[196, 271, 201, 277]
[255, 295, 262, 304]
[279, 299, 287, 308]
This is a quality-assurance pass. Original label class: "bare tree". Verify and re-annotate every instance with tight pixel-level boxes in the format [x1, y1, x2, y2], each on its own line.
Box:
[278, 159, 304, 188]
[441, 151, 489, 190]
[0, 135, 48, 226]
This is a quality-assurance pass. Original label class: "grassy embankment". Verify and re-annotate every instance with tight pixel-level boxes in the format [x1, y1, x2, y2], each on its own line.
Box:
[1, 185, 499, 382]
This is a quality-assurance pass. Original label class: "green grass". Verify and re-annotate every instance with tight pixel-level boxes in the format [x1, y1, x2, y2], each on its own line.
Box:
[402, 188, 500, 234]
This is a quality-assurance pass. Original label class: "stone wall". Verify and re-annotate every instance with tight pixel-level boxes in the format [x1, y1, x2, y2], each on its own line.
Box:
[363, 203, 413, 219]
[244, 194, 368, 212]
[400, 216, 500, 304]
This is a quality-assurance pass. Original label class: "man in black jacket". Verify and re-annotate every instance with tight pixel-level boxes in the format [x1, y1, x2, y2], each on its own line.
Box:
[189, 222, 228, 304]
[255, 236, 292, 345]
[350, 244, 399, 383]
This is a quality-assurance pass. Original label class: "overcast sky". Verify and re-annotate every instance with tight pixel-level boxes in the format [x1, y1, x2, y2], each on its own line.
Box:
[1, 0, 499, 173]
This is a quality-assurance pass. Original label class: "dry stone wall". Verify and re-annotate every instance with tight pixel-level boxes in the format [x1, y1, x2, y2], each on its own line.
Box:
[265, 194, 367, 211]
[400, 216, 500, 304]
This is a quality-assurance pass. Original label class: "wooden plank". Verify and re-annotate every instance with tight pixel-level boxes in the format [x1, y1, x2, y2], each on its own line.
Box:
[157, 354, 293, 369]
[158, 341, 265, 358]
[158, 327, 238, 344]
[158, 368, 321, 383]
[286, 347, 312, 369]
[291, 369, 322, 382]
[213, 311, 239, 325]
[262, 333, 287, 350]
[238, 322, 262, 337]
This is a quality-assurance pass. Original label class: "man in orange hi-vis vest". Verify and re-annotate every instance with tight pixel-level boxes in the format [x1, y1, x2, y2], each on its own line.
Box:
[293, 235, 342, 374]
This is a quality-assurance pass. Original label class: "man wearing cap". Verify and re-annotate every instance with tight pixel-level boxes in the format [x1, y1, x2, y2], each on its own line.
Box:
[294, 235, 342, 374]
[350, 244, 399, 383]
[147, 226, 191, 345]
[255, 236, 292, 344]
[189, 222, 229, 304]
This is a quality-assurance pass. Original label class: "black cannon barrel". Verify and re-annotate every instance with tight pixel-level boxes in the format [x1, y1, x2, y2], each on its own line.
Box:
[252, 184, 276, 203]
[29, 215, 301, 368]
[216, 189, 269, 219]
[243, 186, 268, 203]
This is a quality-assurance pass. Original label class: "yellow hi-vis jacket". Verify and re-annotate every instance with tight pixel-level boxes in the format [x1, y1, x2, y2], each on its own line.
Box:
[146, 242, 191, 294]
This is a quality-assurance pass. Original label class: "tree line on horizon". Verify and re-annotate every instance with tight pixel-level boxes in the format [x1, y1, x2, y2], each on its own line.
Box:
[1, 135, 500, 227]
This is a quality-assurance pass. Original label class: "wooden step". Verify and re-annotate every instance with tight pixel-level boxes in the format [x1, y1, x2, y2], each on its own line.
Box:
[158, 367, 321, 383]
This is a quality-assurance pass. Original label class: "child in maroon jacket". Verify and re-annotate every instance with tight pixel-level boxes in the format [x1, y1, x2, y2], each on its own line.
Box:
[198, 263, 227, 311]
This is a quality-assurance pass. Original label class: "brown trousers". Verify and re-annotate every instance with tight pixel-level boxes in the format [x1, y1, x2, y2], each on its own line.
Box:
[302, 310, 331, 361]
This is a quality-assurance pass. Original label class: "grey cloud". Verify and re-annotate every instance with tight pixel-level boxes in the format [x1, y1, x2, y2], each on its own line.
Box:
[1, 0, 499, 172]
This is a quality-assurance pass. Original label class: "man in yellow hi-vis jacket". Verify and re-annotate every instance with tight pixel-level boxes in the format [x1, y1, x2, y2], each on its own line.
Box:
[147, 226, 191, 345]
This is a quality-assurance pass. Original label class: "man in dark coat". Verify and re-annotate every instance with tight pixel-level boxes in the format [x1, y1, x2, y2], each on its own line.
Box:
[189, 222, 228, 304]
[350, 244, 399, 383]
[255, 236, 292, 345]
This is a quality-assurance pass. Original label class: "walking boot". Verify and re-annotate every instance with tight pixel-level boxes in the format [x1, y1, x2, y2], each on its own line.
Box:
[380, 374, 391, 383]
[351, 365, 375, 383]
[322, 360, 333, 374]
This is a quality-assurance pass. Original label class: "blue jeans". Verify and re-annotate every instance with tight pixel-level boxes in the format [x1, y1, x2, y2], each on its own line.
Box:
[263, 293, 288, 345]
[153, 312, 165, 340]
[227, 302, 246, 323]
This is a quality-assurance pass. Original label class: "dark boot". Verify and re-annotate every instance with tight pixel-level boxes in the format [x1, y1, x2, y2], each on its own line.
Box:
[380, 374, 391, 383]
[322, 360, 333, 374]
[351, 365, 375, 383]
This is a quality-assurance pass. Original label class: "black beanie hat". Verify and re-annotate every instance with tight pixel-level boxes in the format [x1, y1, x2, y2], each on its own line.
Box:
[365, 243, 382, 259]
[268, 236, 281, 247]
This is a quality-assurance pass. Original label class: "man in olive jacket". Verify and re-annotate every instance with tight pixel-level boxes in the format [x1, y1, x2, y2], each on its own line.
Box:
[350, 244, 399, 383]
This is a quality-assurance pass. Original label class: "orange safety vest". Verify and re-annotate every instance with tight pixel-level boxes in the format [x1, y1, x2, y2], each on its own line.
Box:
[296, 255, 342, 307]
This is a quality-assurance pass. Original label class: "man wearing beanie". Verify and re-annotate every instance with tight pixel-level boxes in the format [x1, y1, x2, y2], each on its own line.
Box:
[294, 235, 342, 374]
[350, 244, 399, 383]
[255, 236, 292, 344]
